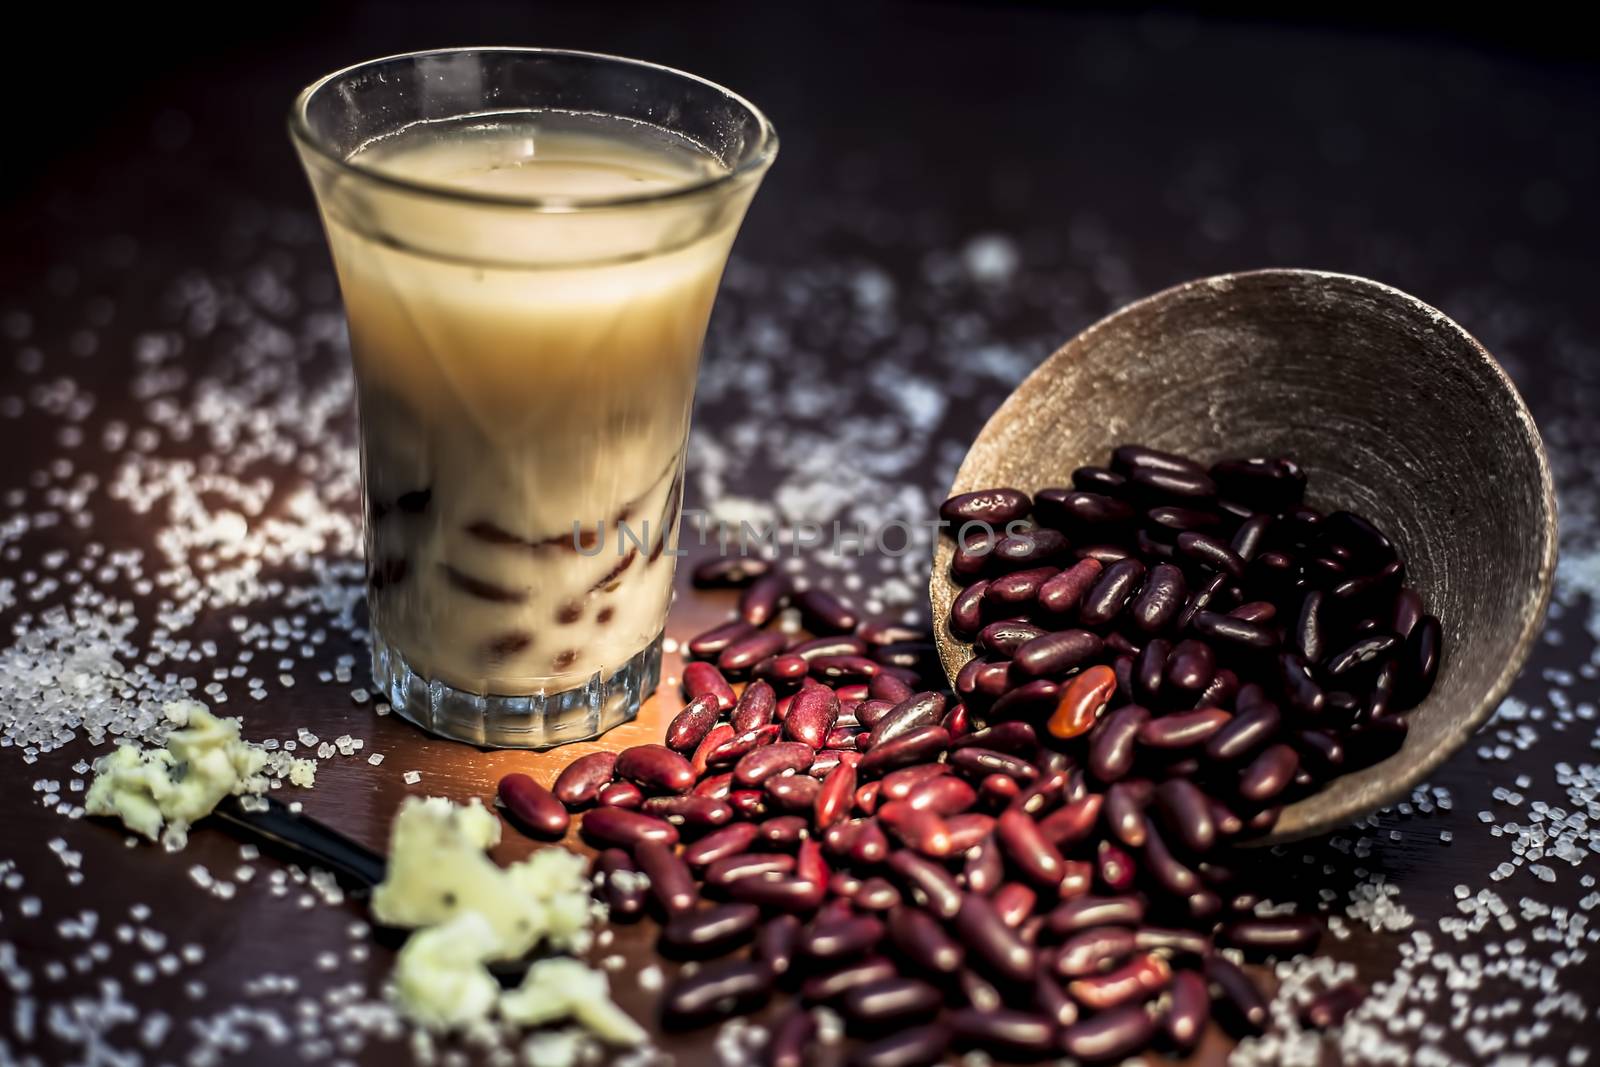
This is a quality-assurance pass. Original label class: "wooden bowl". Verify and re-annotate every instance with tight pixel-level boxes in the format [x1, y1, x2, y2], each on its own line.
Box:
[930, 269, 1557, 842]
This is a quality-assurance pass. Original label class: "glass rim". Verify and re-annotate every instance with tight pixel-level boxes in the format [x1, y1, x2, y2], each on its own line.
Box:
[289, 46, 778, 212]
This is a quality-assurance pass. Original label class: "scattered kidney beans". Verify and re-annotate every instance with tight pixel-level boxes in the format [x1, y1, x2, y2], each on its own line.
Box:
[528, 447, 1440, 1060]
[495, 772, 569, 838]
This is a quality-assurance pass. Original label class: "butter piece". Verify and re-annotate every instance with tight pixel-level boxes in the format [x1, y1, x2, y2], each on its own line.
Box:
[521, 1029, 587, 1067]
[391, 912, 502, 1031]
[500, 957, 646, 1047]
[85, 700, 268, 840]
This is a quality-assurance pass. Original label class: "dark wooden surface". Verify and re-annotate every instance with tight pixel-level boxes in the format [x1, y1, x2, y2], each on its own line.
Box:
[3, 4, 1599, 1065]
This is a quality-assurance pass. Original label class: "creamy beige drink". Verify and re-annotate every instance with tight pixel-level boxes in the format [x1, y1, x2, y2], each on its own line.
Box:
[319, 114, 743, 697]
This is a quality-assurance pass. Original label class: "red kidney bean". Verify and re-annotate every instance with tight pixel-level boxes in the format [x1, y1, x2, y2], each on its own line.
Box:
[811, 654, 881, 683]
[857, 725, 950, 779]
[1199, 665, 1239, 708]
[796, 837, 829, 888]
[951, 720, 1038, 755]
[947, 747, 1036, 784]
[880, 851, 960, 920]
[495, 773, 569, 838]
[947, 578, 990, 641]
[991, 808, 1064, 890]
[937, 811, 988, 853]
[722, 679, 774, 735]
[849, 819, 890, 865]
[871, 692, 947, 747]
[1131, 464, 1215, 504]
[1212, 455, 1305, 510]
[1229, 512, 1274, 563]
[1208, 796, 1245, 838]
[1139, 818, 1199, 896]
[1300, 980, 1366, 1028]
[961, 835, 1004, 897]
[704, 852, 795, 888]
[991, 881, 1037, 928]
[1177, 569, 1231, 630]
[1389, 587, 1425, 642]
[988, 678, 1059, 720]
[854, 877, 900, 912]
[995, 527, 1073, 569]
[941, 487, 1032, 527]
[632, 839, 697, 915]
[1114, 445, 1205, 477]
[904, 774, 975, 816]
[1152, 778, 1215, 853]
[755, 653, 811, 685]
[1397, 613, 1441, 707]
[987, 565, 1060, 611]
[784, 685, 840, 749]
[1087, 703, 1149, 781]
[1131, 637, 1169, 704]
[683, 822, 758, 868]
[799, 914, 884, 965]
[1046, 894, 1144, 935]
[787, 636, 869, 664]
[877, 800, 953, 857]
[855, 781, 882, 816]
[1163, 639, 1215, 693]
[1134, 925, 1210, 957]
[665, 694, 723, 754]
[1204, 700, 1280, 762]
[802, 956, 899, 1003]
[765, 773, 822, 813]
[1096, 841, 1135, 893]
[757, 815, 809, 850]
[1037, 557, 1105, 616]
[948, 1008, 1056, 1057]
[814, 761, 857, 830]
[690, 723, 736, 779]
[862, 621, 930, 647]
[1034, 489, 1136, 534]
[883, 906, 962, 975]
[1126, 562, 1187, 634]
[661, 958, 773, 1028]
[692, 556, 771, 588]
[738, 573, 791, 626]
[941, 701, 972, 739]
[868, 670, 916, 704]
[1207, 954, 1269, 1034]
[1321, 509, 1396, 565]
[1230, 600, 1277, 623]
[1011, 628, 1104, 679]
[809, 749, 861, 780]
[846, 1024, 951, 1067]
[552, 750, 617, 809]
[977, 619, 1048, 658]
[766, 1005, 815, 1067]
[1060, 858, 1093, 900]
[1138, 706, 1230, 748]
[824, 727, 861, 751]
[1072, 466, 1129, 494]
[753, 913, 802, 978]
[1103, 782, 1148, 848]
[595, 848, 646, 921]
[1175, 530, 1244, 578]
[580, 806, 678, 849]
[725, 874, 824, 912]
[1296, 727, 1346, 774]
[727, 787, 768, 818]
[1239, 742, 1299, 802]
[1045, 665, 1115, 740]
[1034, 970, 1079, 1027]
[1191, 609, 1277, 652]
[683, 660, 737, 711]
[1323, 632, 1400, 682]
[1022, 782, 1088, 839]
[688, 618, 758, 659]
[641, 795, 735, 830]
[614, 743, 695, 795]
[1054, 925, 1137, 977]
[952, 528, 996, 583]
[1145, 505, 1221, 542]
[597, 780, 643, 809]
[1220, 916, 1322, 956]
[954, 892, 1036, 983]
[1278, 650, 1326, 716]
[795, 587, 858, 634]
[1079, 558, 1146, 627]
[733, 741, 815, 787]
[970, 660, 1015, 701]
[841, 975, 941, 1027]
[1059, 1002, 1157, 1063]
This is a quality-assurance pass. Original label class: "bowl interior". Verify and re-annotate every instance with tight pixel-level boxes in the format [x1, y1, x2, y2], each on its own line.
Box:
[930, 269, 1556, 841]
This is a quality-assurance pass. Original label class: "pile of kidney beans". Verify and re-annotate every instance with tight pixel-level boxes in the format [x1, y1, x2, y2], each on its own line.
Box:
[494, 444, 1440, 1066]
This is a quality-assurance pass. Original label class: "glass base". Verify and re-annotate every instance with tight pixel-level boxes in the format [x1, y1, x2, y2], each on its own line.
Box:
[371, 632, 662, 748]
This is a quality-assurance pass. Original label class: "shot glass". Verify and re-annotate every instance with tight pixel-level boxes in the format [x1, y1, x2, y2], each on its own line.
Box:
[291, 48, 775, 746]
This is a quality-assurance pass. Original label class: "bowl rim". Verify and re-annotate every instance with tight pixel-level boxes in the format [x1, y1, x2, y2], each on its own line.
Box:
[928, 267, 1558, 843]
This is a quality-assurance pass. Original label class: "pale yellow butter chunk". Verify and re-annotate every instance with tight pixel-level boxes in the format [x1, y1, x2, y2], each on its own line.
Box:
[85, 700, 269, 840]
[391, 912, 502, 1031]
[500, 957, 646, 1048]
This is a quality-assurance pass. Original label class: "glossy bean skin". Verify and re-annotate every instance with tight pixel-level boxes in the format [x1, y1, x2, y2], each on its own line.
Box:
[739, 573, 791, 627]
[718, 628, 788, 673]
[1239, 743, 1300, 802]
[1034, 489, 1137, 535]
[846, 1024, 951, 1067]
[990, 679, 1061, 720]
[552, 751, 617, 808]
[757, 913, 803, 976]
[952, 720, 1039, 755]
[800, 914, 885, 964]
[595, 848, 646, 921]
[661, 959, 773, 1028]
[734, 741, 816, 787]
[1103, 782, 1148, 848]
[686, 619, 761, 660]
[841, 976, 942, 1026]
[1079, 558, 1146, 627]
[1038, 558, 1104, 616]
[1192, 609, 1277, 652]
[904, 774, 976, 816]
[1046, 894, 1144, 935]
[666, 694, 724, 754]
[996, 809, 1068, 890]
[1176, 530, 1245, 578]
[1128, 562, 1187, 634]
[784, 686, 841, 749]
[1038, 794, 1103, 848]
[815, 762, 858, 830]
[690, 724, 737, 779]
[641, 795, 735, 830]
[949, 746, 1039, 783]
[1220, 916, 1322, 956]
[1047, 665, 1118, 740]
[580, 806, 678, 849]
[1205, 700, 1281, 762]
[729, 679, 778, 734]
[661, 902, 759, 955]
[940, 488, 1033, 527]
[872, 692, 948, 747]
[1300, 980, 1367, 1029]
[624, 838, 694, 915]
[1279, 651, 1326, 716]
[1211, 456, 1305, 512]
[1207, 954, 1269, 1035]
[766, 774, 822, 813]
[683, 822, 758, 868]
[953, 892, 1036, 983]
[496, 773, 569, 838]
[987, 565, 1061, 611]
[1153, 777, 1216, 852]
[704, 852, 795, 887]
[857, 726, 951, 779]
[1059, 1004, 1158, 1063]
[1164, 639, 1216, 693]
[977, 619, 1049, 658]
[1054, 926, 1137, 977]
[597, 780, 643, 809]
[1141, 819, 1199, 896]
[948, 1008, 1056, 1057]
[692, 556, 771, 588]
[877, 801, 954, 857]
[1399, 614, 1442, 707]
[887, 906, 964, 974]
[615, 744, 696, 794]
[1087, 704, 1149, 782]
[1011, 629, 1105, 679]
[797, 587, 860, 634]
[887, 851, 964, 919]
[767, 1006, 816, 1067]
[683, 660, 738, 711]
[725, 874, 826, 912]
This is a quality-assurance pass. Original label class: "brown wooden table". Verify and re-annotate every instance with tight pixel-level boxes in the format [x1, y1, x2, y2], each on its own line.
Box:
[3, 5, 1598, 1064]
